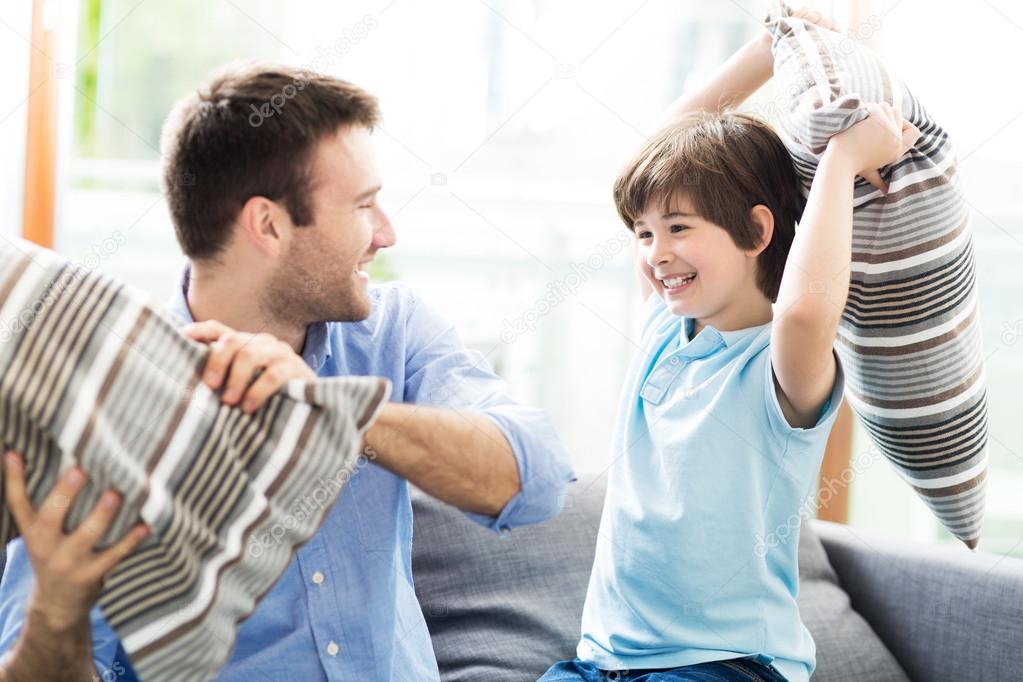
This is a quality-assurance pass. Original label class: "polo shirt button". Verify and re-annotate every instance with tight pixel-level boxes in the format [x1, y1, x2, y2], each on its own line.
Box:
[312, 571, 325, 585]
[326, 641, 340, 657]
[499, 525, 511, 536]
[670, 356, 679, 365]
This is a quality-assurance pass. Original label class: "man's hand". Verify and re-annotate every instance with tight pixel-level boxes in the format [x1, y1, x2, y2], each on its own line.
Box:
[1, 450, 148, 681]
[826, 101, 921, 193]
[184, 320, 316, 413]
[4, 451, 149, 630]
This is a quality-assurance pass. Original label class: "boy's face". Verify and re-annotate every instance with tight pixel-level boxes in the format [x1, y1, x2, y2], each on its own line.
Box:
[633, 194, 760, 324]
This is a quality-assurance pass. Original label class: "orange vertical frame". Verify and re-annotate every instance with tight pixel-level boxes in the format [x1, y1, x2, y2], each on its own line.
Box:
[22, 0, 58, 249]
[816, 400, 853, 523]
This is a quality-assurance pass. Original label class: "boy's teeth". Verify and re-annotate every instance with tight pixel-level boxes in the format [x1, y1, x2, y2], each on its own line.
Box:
[664, 274, 696, 288]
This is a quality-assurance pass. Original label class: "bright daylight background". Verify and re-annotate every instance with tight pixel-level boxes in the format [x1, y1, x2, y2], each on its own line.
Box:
[0, 0, 1021, 557]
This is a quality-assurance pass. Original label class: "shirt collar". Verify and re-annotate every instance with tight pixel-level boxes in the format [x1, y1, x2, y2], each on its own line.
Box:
[683, 316, 770, 349]
[170, 264, 332, 372]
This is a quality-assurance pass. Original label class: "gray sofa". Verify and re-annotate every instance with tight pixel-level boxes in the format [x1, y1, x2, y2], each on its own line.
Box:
[411, 470, 1023, 681]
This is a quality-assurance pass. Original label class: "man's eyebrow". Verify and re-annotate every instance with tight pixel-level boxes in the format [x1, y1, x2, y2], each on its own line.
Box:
[353, 185, 382, 203]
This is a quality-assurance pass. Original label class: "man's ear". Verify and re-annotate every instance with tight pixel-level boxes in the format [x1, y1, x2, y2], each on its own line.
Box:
[748, 204, 774, 257]
[238, 196, 286, 257]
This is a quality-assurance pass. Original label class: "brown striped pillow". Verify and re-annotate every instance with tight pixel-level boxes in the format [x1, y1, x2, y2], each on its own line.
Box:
[765, 4, 988, 549]
[0, 236, 389, 680]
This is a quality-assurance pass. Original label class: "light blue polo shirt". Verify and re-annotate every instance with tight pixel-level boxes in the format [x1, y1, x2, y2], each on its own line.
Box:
[578, 295, 844, 682]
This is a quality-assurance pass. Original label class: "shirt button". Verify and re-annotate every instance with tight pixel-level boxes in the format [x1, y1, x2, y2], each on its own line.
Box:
[326, 641, 340, 657]
[311, 571, 325, 585]
[499, 525, 511, 536]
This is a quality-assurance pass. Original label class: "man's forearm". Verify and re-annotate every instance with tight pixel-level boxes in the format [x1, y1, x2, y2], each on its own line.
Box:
[658, 31, 773, 127]
[363, 403, 520, 516]
[0, 603, 97, 682]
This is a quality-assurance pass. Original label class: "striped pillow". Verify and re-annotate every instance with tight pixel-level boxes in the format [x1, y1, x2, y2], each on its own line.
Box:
[0, 237, 389, 680]
[766, 4, 988, 549]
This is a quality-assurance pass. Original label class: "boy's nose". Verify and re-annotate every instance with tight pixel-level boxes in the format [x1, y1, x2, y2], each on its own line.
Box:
[646, 240, 673, 268]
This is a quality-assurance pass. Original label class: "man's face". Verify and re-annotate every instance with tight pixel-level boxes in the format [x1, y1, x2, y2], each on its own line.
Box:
[265, 125, 394, 326]
[633, 193, 756, 323]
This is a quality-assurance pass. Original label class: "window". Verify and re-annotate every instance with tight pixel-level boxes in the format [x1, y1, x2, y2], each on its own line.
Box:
[55, 0, 1023, 556]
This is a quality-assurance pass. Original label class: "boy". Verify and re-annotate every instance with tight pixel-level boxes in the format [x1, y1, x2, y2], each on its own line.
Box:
[540, 12, 918, 682]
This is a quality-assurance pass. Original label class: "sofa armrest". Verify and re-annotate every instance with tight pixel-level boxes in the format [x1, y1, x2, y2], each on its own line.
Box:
[811, 520, 1023, 682]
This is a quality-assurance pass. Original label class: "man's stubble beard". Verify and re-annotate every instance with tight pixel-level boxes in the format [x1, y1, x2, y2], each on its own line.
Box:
[262, 245, 371, 328]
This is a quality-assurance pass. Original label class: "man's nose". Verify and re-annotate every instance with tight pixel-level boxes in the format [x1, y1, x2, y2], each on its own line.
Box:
[372, 207, 397, 249]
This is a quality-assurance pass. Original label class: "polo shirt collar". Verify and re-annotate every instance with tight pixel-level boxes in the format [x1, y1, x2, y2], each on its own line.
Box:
[683, 317, 770, 349]
[171, 264, 332, 372]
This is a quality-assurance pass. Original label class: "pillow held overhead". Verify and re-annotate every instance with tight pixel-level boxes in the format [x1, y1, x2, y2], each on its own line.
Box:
[766, 2, 988, 549]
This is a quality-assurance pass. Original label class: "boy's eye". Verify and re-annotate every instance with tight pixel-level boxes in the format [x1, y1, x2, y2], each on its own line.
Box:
[636, 231, 652, 239]
[670, 224, 689, 233]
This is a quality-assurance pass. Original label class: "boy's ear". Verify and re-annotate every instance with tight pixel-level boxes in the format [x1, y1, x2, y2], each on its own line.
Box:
[748, 204, 774, 257]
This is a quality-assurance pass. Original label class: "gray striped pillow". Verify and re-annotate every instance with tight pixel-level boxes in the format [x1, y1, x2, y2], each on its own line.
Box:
[765, 3, 988, 549]
[0, 236, 389, 679]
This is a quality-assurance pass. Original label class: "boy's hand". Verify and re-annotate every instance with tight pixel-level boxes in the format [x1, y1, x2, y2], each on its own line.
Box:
[826, 101, 921, 194]
[3, 451, 149, 631]
[789, 6, 838, 32]
[184, 320, 316, 413]
[761, 6, 838, 45]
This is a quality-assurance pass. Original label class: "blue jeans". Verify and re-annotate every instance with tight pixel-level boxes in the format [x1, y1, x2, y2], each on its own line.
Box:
[538, 656, 790, 682]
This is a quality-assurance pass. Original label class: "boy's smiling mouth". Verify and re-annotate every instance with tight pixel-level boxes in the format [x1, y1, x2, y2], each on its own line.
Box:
[659, 272, 697, 293]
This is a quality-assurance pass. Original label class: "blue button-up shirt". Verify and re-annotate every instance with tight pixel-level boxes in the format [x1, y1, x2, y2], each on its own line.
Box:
[0, 276, 575, 681]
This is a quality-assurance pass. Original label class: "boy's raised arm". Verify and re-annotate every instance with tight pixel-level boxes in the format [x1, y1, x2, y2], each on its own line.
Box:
[770, 102, 919, 428]
[655, 32, 773, 129]
[655, 7, 836, 128]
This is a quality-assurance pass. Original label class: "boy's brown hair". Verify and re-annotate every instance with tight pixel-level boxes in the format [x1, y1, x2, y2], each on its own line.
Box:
[613, 112, 803, 302]
[161, 63, 380, 259]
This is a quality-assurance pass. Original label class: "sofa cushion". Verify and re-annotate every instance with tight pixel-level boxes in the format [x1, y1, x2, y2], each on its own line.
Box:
[411, 471, 907, 681]
[765, 2, 989, 549]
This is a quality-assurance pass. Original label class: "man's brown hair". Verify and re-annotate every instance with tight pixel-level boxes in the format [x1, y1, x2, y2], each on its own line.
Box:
[613, 112, 803, 302]
[161, 63, 380, 259]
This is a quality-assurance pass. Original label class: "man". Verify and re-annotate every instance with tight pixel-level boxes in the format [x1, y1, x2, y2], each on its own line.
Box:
[0, 64, 575, 681]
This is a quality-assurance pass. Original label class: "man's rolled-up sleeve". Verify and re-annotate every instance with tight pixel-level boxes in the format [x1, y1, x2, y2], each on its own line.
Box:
[399, 287, 576, 533]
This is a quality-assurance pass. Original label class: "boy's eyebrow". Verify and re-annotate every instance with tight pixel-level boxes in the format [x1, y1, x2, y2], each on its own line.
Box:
[634, 211, 697, 227]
